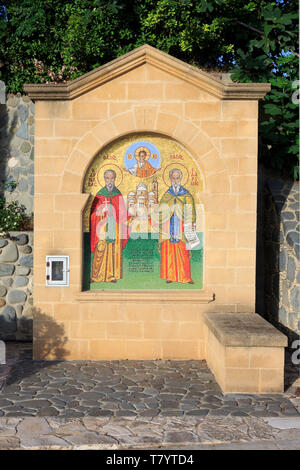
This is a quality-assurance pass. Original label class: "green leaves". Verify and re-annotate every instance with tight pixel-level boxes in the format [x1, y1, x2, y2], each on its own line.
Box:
[198, 0, 223, 13]
[264, 104, 282, 116]
[230, 1, 299, 179]
[0, 0, 264, 87]
[0, 0, 298, 178]
[0, 196, 31, 232]
[258, 55, 299, 179]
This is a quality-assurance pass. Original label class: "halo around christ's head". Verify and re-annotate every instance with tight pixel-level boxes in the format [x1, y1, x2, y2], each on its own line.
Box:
[96, 163, 123, 188]
[135, 146, 151, 161]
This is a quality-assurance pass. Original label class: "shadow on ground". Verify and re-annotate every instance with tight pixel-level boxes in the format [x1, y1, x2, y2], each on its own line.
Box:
[0, 341, 299, 419]
[0, 309, 69, 389]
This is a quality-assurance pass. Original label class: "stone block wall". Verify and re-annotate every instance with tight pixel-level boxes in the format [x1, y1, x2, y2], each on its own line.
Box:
[0, 232, 33, 340]
[0, 89, 34, 214]
[263, 179, 300, 342]
[30, 46, 264, 360]
[0, 67, 297, 353]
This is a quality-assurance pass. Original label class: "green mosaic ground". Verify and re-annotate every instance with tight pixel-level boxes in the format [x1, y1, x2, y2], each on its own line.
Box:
[83, 233, 203, 290]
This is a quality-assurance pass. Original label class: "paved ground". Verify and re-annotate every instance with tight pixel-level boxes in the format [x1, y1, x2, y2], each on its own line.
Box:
[0, 342, 299, 450]
[0, 342, 299, 419]
[0, 415, 300, 450]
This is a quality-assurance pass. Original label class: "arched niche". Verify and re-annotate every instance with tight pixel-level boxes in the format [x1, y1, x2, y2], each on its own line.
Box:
[82, 132, 205, 291]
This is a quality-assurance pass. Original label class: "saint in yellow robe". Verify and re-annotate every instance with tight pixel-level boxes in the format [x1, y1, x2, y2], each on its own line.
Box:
[159, 186, 196, 284]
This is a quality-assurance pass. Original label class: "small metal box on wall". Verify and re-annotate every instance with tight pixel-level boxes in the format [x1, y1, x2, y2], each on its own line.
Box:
[46, 256, 69, 287]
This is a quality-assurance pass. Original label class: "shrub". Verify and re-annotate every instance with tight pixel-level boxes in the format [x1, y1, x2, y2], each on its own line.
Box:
[0, 181, 33, 235]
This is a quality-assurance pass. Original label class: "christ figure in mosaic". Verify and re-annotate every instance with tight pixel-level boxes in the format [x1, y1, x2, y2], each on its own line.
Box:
[90, 169, 129, 283]
[128, 149, 156, 178]
[158, 169, 195, 284]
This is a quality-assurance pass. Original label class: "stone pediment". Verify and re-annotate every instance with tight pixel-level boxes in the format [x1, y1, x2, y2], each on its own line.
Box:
[24, 44, 270, 101]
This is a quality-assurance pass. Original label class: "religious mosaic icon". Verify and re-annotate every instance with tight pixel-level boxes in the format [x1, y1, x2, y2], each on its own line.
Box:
[83, 133, 204, 291]
[124, 140, 161, 178]
[158, 168, 200, 284]
[89, 169, 129, 283]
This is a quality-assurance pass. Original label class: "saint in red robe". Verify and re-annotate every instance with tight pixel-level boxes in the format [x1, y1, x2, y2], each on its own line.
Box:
[90, 186, 129, 283]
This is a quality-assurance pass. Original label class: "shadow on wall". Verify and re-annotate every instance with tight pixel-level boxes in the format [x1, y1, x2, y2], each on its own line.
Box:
[257, 168, 293, 335]
[256, 166, 299, 391]
[0, 309, 69, 387]
[0, 101, 18, 194]
[33, 309, 69, 360]
[0, 295, 34, 342]
[0, 309, 69, 358]
[0, 308, 32, 342]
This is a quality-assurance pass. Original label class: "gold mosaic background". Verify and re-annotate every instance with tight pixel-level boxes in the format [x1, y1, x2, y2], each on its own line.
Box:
[83, 133, 204, 232]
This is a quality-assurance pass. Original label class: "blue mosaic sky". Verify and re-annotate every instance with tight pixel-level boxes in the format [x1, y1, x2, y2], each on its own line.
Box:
[124, 140, 161, 170]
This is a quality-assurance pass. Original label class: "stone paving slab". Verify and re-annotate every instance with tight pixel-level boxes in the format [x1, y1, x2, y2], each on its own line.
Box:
[172, 440, 300, 450]
[0, 342, 299, 419]
[0, 415, 300, 450]
[264, 417, 300, 429]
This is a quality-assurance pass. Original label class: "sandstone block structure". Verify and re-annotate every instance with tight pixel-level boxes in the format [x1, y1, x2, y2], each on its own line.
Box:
[22, 45, 286, 393]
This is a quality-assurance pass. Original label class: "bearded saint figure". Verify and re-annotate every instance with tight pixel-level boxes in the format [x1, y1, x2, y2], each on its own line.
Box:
[158, 169, 195, 284]
[90, 169, 129, 283]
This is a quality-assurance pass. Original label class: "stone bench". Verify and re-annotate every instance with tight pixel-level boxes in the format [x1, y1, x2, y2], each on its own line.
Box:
[204, 313, 287, 394]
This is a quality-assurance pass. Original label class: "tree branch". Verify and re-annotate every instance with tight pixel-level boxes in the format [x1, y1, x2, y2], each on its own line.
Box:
[236, 20, 299, 58]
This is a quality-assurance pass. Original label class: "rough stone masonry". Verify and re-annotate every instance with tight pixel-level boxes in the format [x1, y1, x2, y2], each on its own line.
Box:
[0, 89, 34, 215]
[0, 232, 33, 340]
[263, 179, 300, 342]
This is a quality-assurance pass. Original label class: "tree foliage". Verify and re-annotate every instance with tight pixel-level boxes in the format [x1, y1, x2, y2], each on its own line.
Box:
[0, 0, 298, 178]
[230, 1, 299, 179]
